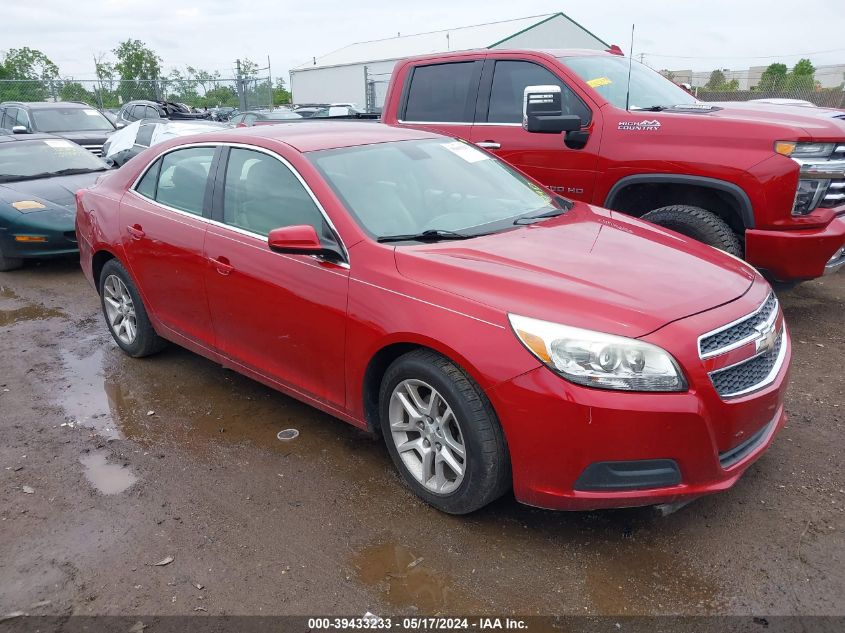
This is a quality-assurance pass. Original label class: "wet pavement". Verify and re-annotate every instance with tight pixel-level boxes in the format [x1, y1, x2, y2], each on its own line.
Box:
[0, 259, 843, 616]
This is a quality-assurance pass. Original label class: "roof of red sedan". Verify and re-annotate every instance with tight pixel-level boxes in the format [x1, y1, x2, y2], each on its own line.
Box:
[220, 121, 440, 152]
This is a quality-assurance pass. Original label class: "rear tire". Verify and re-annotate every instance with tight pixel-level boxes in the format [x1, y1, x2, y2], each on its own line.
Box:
[0, 245, 23, 272]
[99, 259, 166, 358]
[641, 205, 743, 256]
[379, 349, 510, 514]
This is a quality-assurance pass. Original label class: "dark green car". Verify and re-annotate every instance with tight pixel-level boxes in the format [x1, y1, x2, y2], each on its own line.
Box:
[0, 133, 109, 271]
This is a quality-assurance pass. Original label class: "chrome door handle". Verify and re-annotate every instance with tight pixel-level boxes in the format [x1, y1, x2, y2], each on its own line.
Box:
[211, 256, 234, 276]
[126, 224, 145, 240]
[476, 141, 501, 149]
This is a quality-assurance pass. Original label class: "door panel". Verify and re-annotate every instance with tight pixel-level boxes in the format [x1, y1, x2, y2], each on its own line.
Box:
[119, 146, 217, 346]
[204, 147, 349, 407]
[471, 59, 602, 202]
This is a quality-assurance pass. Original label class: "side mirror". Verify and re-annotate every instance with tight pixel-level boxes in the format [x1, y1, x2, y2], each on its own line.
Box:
[522, 85, 582, 134]
[11, 125, 29, 134]
[267, 225, 344, 262]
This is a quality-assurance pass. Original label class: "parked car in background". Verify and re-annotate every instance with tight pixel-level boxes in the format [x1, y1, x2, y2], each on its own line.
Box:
[312, 105, 368, 118]
[380, 48, 845, 281]
[76, 122, 789, 514]
[117, 100, 211, 125]
[210, 107, 237, 122]
[100, 109, 121, 126]
[0, 133, 108, 270]
[293, 104, 329, 118]
[102, 119, 228, 167]
[749, 98, 818, 108]
[0, 101, 116, 157]
[229, 110, 303, 126]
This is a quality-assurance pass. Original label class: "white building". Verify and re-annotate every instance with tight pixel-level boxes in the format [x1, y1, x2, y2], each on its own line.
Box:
[289, 13, 609, 111]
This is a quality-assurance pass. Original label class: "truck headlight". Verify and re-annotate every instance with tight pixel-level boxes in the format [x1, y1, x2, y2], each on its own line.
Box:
[775, 141, 836, 159]
[792, 178, 830, 215]
[508, 314, 687, 392]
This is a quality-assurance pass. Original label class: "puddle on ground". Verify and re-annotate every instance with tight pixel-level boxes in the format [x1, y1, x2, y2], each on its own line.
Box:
[0, 285, 66, 327]
[352, 542, 484, 613]
[80, 450, 138, 494]
[57, 349, 123, 440]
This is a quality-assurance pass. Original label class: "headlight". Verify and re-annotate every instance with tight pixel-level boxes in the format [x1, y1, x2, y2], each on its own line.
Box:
[775, 141, 836, 159]
[509, 314, 687, 392]
[792, 178, 830, 215]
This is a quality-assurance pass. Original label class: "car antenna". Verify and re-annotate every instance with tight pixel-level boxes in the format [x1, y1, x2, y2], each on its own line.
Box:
[625, 24, 635, 111]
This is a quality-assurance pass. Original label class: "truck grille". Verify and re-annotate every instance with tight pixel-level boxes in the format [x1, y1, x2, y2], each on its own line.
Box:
[709, 330, 784, 398]
[698, 293, 777, 358]
[820, 146, 845, 208]
[80, 144, 104, 157]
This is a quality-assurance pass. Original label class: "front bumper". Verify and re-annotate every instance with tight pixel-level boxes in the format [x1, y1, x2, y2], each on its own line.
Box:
[745, 213, 845, 281]
[487, 281, 791, 511]
[0, 228, 78, 259]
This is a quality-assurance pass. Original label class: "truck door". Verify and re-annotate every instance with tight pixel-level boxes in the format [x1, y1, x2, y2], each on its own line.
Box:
[470, 58, 601, 203]
[393, 59, 483, 143]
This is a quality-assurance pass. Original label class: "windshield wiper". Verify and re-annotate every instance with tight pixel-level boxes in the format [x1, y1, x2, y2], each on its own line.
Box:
[513, 199, 573, 225]
[377, 229, 475, 243]
[0, 167, 106, 183]
[630, 105, 669, 112]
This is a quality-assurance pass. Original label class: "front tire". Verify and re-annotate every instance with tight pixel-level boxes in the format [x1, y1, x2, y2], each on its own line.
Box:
[379, 349, 510, 514]
[99, 259, 166, 357]
[641, 205, 743, 256]
[0, 245, 23, 272]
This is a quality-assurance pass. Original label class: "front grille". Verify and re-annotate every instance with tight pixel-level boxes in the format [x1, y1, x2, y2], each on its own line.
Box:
[719, 416, 776, 469]
[831, 144, 845, 161]
[709, 331, 783, 398]
[64, 231, 77, 243]
[822, 179, 845, 208]
[699, 293, 777, 357]
[81, 144, 104, 157]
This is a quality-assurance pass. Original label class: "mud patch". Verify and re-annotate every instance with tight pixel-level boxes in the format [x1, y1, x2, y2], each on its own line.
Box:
[0, 284, 66, 326]
[80, 451, 138, 495]
[352, 542, 484, 612]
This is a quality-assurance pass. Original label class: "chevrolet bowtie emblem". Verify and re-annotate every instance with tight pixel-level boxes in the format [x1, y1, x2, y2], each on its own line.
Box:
[754, 321, 778, 354]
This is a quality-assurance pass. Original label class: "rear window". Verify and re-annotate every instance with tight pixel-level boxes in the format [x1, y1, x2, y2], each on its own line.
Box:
[403, 62, 478, 123]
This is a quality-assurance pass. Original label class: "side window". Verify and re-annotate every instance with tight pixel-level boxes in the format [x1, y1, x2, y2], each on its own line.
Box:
[120, 106, 134, 121]
[404, 62, 478, 123]
[222, 148, 323, 237]
[0, 108, 13, 129]
[135, 123, 156, 147]
[243, 114, 257, 125]
[153, 147, 215, 215]
[135, 158, 161, 199]
[487, 61, 592, 124]
[145, 106, 162, 119]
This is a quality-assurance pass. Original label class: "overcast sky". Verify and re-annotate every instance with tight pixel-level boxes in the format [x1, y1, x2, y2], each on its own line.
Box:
[4, 0, 845, 83]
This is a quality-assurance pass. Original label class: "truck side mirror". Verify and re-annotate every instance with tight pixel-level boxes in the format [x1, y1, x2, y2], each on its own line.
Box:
[522, 85, 582, 134]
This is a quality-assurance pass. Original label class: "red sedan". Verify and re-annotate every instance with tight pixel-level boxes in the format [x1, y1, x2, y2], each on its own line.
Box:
[76, 123, 790, 514]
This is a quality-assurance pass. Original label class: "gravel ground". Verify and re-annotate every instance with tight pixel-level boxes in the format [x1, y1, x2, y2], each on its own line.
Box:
[0, 260, 842, 618]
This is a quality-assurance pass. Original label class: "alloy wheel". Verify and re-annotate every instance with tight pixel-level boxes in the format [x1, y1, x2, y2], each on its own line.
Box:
[103, 274, 138, 345]
[388, 378, 466, 495]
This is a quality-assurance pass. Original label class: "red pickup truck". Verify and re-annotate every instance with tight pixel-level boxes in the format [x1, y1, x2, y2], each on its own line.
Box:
[381, 48, 845, 281]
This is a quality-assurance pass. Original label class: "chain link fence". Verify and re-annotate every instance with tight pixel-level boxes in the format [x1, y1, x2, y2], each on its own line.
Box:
[364, 68, 392, 113]
[0, 77, 275, 111]
[695, 87, 845, 109]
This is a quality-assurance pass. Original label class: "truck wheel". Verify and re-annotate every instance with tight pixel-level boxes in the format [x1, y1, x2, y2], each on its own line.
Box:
[641, 205, 743, 256]
[379, 349, 510, 514]
[0, 245, 24, 272]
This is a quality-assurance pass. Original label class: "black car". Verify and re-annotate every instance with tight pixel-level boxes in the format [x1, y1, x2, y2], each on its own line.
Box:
[0, 133, 108, 270]
[0, 101, 116, 157]
[117, 100, 211, 125]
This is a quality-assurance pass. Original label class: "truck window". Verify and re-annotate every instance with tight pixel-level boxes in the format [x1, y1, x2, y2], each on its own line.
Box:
[487, 60, 591, 124]
[404, 62, 478, 123]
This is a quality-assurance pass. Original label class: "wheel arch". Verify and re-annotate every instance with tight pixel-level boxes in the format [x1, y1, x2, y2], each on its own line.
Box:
[91, 248, 120, 292]
[360, 335, 490, 436]
[604, 174, 755, 232]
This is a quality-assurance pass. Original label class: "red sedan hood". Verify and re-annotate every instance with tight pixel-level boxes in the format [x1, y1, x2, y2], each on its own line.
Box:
[395, 205, 757, 338]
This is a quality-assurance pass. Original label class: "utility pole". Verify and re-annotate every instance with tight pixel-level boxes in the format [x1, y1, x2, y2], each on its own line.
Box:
[267, 55, 273, 110]
[235, 59, 246, 111]
[93, 54, 104, 109]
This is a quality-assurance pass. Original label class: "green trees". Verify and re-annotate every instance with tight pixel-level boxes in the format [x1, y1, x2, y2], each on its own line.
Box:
[705, 69, 739, 91]
[758, 63, 788, 91]
[113, 39, 162, 101]
[0, 47, 60, 100]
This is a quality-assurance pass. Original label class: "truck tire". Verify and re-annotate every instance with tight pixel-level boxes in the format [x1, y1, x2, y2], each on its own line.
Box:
[641, 205, 743, 257]
[379, 349, 510, 514]
[0, 245, 24, 272]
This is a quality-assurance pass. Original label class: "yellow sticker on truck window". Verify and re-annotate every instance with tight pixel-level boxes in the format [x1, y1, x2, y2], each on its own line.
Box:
[12, 200, 47, 211]
[587, 77, 612, 88]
